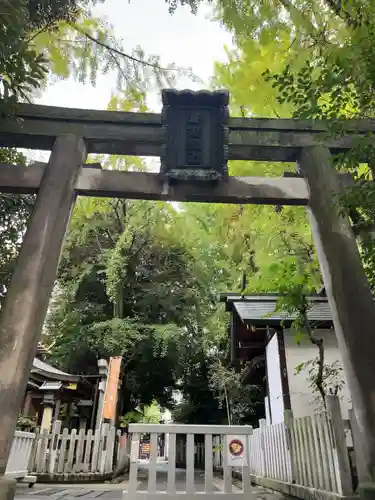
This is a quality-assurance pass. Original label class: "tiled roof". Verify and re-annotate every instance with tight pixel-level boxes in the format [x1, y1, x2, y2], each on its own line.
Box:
[31, 358, 78, 382]
[224, 295, 332, 325]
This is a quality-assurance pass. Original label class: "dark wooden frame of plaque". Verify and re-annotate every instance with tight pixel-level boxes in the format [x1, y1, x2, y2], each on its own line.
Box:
[160, 89, 229, 182]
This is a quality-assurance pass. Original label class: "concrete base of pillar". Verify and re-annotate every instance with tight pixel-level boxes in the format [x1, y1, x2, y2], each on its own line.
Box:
[360, 482, 375, 500]
[0, 477, 16, 500]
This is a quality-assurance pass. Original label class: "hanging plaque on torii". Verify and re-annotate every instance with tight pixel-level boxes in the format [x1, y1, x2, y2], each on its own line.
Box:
[160, 89, 229, 182]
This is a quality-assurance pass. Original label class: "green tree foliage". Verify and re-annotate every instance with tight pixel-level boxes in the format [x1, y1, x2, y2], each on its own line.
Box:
[43, 150, 211, 411]
[203, 0, 375, 416]
[2, 0, 197, 111]
[26, 0, 102, 29]
[208, 0, 375, 286]
[0, 1, 47, 108]
[208, 359, 262, 425]
[295, 358, 345, 411]
[32, 15, 193, 93]
[260, 3, 375, 288]
[172, 346, 226, 425]
[119, 402, 162, 428]
[1, 0, 108, 106]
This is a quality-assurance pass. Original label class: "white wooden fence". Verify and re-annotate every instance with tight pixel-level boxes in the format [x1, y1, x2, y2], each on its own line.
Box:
[125, 423, 255, 500]
[248, 395, 353, 496]
[248, 419, 292, 481]
[5, 431, 36, 482]
[31, 421, 129, 476]
[164, 395, 353, 498]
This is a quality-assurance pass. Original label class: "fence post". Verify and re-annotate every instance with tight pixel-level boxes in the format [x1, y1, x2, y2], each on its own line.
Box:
[36, 429, 49, 474]
[57, 428, 69, 473]
[91, 428, 101, 473]
[259, 419, 267, 477]
[74, 428, 85, 473]
[28, 428, 39, 473]
[243, 426, 253, 494]
[284, 409, 296, 483]
[48, 420, 61, 474]
[116, 430, 122, 466]
[128, 432, 140, 494]
[99, 423, 109, 474]
[349, 407, 366, 486]
[326, 395, 353, 495]
[213, 436, 221, 469]
[105, 426, 116, 473]
[65, 428, 77, 473]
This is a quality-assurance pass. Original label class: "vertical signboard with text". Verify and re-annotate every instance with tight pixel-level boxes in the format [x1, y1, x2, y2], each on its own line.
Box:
[102, 356, 122, 422]
[160, 89, 229, 182]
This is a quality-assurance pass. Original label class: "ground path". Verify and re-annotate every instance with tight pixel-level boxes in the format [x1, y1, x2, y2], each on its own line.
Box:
[15, 463, 285, 500]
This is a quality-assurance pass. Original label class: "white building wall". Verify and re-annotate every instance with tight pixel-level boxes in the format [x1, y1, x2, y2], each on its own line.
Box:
[283, 328, 352, 418]
[266, 333, 284, 424]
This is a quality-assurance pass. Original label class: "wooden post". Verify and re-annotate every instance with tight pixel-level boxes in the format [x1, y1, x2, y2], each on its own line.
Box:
[167, 433, 176, 494]
[95, 359, 109, 431]
[259, 419, 267, 478]
[213, 436, 219, 468]
[36, 429, 49, 474]
[57, 428, 69, 473]
[349, 407, 367, 485]
[40, 393, 54, 432]
[0, 135, 86, 496]
[128, 432, 140, 494]
[326, 395, 353, 495]
[28, 428, 39, 473]
[22, 393, 32, 417]
[243, 426, 253, 494]
[298, 146, 375, 492]
[284, 409, 296, 483]
[53, 399, 61, 423]
[65, 429, 77, 473]
[48, 420, 61, 474]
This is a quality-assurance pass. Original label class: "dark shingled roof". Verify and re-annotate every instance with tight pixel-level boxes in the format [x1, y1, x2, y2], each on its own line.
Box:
[220, 294, 333, 326]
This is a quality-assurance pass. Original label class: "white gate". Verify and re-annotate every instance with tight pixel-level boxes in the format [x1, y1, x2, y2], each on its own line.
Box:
[5, 431, 36, 483]
[123, 423, 255, 500]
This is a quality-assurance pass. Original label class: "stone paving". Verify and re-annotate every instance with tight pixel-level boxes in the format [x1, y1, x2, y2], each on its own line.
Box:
[15, 464, 284, 500]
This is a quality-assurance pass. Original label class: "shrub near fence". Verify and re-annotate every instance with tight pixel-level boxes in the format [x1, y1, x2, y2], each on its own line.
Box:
[31, 421, 129, 478]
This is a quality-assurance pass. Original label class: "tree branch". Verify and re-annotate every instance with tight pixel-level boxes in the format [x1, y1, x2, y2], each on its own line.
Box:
[104, 228, 116, 247]
[68, 22, 177, 72]
[302, 310, 326, 407]
[111, 199, 127, 235]
[322, 0, 358, 28]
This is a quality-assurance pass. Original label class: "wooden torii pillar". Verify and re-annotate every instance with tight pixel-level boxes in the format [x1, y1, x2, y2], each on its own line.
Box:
[0, 94, 375, 500]
[299, 146, 375, 497]
[0, 134, 86, 500]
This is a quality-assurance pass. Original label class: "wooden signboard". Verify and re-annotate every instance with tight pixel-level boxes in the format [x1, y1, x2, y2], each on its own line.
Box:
[160, 89, 229, 182]
[102, 356, 122, 420]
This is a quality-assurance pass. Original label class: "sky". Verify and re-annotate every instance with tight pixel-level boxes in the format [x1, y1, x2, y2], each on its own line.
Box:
[38, 0, 233, 112]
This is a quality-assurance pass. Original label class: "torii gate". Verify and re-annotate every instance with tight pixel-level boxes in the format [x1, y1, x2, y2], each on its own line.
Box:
[0, 89, 375, 500]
